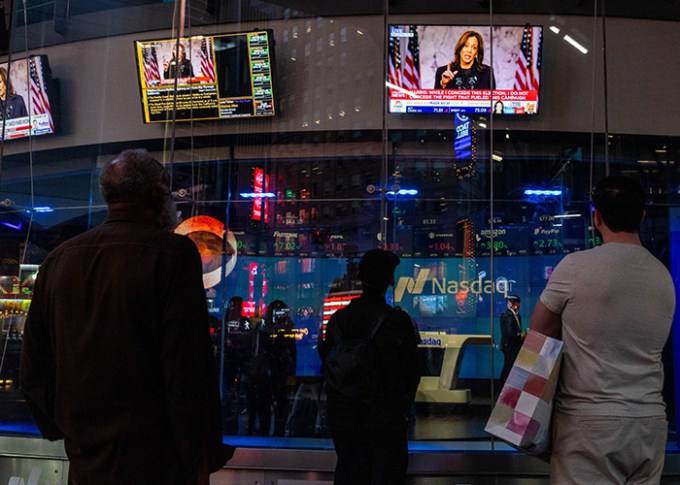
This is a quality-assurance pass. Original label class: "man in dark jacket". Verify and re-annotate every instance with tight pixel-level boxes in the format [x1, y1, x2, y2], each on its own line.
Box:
[20, 149, 233, 485]
[318, 249, 422, 485]
[499, 294, 524, 386]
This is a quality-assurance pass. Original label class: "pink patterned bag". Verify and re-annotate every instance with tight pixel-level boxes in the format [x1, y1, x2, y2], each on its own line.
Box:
[485, 329, 563, 457]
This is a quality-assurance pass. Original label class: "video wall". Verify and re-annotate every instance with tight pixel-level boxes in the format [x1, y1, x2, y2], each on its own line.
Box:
[203, 253, 564, 378]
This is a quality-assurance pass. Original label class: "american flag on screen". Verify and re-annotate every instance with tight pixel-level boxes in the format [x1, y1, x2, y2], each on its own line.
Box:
[200, 37, 216, 82]
[402, 25, 421, 89]
[142, 46, 161, 84]
[514, 25, 542, 92]
[388, 32, 402, 87]
[321, 291, 361, 341]
[29, 56, 53, 131]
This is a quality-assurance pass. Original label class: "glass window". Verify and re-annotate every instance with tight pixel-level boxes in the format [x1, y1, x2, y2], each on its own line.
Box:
[0, 1, 678, 480]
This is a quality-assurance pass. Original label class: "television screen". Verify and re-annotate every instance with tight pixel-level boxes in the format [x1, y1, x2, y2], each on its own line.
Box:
[388, 24, 543, 115]
[0, 55, 57, 140]
[134, 30, 276, 123]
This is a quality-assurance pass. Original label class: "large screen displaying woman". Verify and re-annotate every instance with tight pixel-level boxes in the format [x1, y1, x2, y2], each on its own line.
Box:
[387, 24, 543, 115]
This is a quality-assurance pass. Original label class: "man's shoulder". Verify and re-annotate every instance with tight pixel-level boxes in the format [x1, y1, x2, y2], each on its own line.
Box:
[565, 244, 665, 270]
[331, 299, 403, 326]
[388, 306, 412, 322]
[48, 223, 196, 258]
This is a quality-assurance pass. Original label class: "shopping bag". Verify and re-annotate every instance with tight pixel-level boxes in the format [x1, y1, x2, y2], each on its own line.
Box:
[485, 329, 563, 457]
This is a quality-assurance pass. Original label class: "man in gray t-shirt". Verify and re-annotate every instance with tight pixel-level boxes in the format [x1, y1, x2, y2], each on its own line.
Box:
[530, 176, 675, 485]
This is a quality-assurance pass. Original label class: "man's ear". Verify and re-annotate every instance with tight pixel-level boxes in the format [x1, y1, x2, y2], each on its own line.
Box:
[593, 208, 603, 227]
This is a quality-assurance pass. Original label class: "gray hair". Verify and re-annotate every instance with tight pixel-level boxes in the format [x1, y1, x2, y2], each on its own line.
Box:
[99, 149, 168, 204]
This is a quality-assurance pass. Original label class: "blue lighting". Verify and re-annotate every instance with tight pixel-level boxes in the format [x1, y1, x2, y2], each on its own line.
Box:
[1, 221, 21, 230]
[524, 189, 562, 197]
[387, 189, 419, 196]
[240, 192, 276, 198]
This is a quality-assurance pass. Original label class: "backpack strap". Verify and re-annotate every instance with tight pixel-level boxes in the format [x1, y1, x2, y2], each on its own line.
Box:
[333, 307, 392, 342]
[368, 308, 392, 340]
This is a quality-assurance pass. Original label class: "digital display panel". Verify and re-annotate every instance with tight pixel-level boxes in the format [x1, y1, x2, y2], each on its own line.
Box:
[388, 24, 543, 115]
[0, 55, 57, 140]
[134, 30, 276, 123]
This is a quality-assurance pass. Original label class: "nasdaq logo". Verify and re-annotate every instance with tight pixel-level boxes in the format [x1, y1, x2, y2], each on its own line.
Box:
[394, 269, 431, 302]
[394, 268, 510, 303]
[420, 337, 443, 346]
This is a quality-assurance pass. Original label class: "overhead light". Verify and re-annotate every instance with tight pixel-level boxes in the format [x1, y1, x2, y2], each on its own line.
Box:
[240, 192, 276, 198]
[524, 189, 562, 197]
[491, 153, 503, 162]
[478, 122, 487, 128]
[553, 213, 581, 219]
[387, 189, 419, 196]
[33, 206, 54, 213]
[550, 26, 561, 34]
[637, 160, 657, 165]
[564, 35, 588, 54]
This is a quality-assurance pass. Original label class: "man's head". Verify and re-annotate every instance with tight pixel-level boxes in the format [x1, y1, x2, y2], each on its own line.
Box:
[228, 296, 243, 311]
[99, 149, 177, 231]
[358, 249, 400, 293]
[267, 299, 291, 326]
[592, 175, 645, 233]
[506, 295, 521, 311]
[228, 296, 244, 319]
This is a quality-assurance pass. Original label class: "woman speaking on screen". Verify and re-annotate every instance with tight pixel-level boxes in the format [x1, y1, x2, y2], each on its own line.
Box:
[434, 30, 495, 90]
[0, 67, 28, 119]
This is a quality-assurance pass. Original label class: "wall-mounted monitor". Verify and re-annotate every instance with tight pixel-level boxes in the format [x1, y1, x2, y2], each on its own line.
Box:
[388, 24, 543, 115]
[134, 30, 276, 123]
[0, 55, 57, 140]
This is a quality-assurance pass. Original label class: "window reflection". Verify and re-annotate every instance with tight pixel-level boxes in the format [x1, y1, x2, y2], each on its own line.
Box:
[0, 0, 677, 462]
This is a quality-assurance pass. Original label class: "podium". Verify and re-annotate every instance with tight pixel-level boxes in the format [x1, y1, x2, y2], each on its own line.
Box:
[416, 332, 493, 403]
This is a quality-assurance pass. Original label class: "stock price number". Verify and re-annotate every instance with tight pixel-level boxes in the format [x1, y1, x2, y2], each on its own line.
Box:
[479, 240, 507, 252]
[428, 242, 454, 252]
[325, 242, 347, 252]
[233, 239, 248, 255]
[274, 241, 300, 251]
[384, 242, 403, 252]
[587, 235, 603, 247]
[533, 238, 561, 250]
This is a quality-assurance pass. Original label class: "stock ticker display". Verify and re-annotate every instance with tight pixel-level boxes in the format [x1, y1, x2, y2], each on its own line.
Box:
[234, 211, 591, 259]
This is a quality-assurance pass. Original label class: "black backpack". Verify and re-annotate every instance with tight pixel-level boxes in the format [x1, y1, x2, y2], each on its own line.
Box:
[323, 310, 391, 403]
